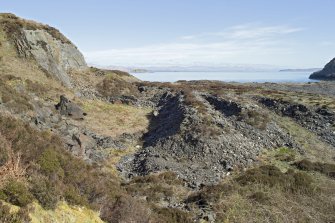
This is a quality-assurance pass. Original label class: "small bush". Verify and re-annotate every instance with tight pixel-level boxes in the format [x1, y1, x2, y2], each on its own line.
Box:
[25, 79, 47, 96]
[239, 110, 270, 130]
[0, 201, 30, 223]
[132, 171, 183, 185]
[294, 159, 335, 178]
[0, 115, 125, 211]
[153, 207, 193, 223]
[236, 165, 314, 194]
[37, 147, 63, 177]
[0, 78, 33, 113]
[127, 172, 181, 203]
[100, 195, 150, 223]
[64, 185, 88, 207]
[1, 179, 33, 207]
[97, 75, 139, 98]
[275, 147, 296, 162]
[249, 191, 270, 204]
[109, 70, 132, 77]
[30, 176, 59, 209]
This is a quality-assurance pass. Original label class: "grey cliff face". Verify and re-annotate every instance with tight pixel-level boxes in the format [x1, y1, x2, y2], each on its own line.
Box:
[22, 29, 87, 87]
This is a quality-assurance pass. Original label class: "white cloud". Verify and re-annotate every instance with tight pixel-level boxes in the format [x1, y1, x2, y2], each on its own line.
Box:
[84, 24, 303, 67]
[180, 25, 303, 40]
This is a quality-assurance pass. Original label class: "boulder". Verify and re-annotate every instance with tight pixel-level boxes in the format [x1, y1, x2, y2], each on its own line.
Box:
[55, 95, 86, 120]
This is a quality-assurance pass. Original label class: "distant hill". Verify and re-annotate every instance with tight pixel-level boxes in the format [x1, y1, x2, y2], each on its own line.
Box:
[310, 58, 335, 80]
[280, 68, 320, 72]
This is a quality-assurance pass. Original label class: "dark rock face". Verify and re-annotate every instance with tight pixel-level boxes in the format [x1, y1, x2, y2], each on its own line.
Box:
[206, 96, 241, 116]
[310, 58, 335, 80]
[259, 97, 335, 147]
[55, 95, 87, 120]
[143, 92, 185, 147]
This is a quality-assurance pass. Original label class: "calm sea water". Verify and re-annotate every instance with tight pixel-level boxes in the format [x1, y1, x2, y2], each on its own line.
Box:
[132, 71, 317, 83]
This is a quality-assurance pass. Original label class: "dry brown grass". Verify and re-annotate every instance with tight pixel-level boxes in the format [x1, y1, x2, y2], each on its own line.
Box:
[79, 99, 151, 137]
[0, 13, 71, 44]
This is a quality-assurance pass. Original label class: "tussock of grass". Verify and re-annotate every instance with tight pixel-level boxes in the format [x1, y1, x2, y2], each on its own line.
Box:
[238, 109, 270, 130]
[294, 159, 335, 178]
[0, 75, 33, 113]
[274, 147, 296, 162]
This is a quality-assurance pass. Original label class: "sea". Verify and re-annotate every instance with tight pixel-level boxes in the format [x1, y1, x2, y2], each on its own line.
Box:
[131, 71, 317, 83]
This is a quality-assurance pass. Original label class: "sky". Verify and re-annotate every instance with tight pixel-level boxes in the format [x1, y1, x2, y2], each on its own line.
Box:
[1, 0, 335, 68]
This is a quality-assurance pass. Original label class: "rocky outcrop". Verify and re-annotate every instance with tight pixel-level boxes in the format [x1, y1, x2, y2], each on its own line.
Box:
[0, 13, 87, 87]
[22, 29, 87, 87]
[309, 58, 335, 80]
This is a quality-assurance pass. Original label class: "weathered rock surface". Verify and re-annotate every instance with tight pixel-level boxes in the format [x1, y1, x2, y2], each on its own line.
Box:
[0, 13, 87, 87]
[22, 29, 87, 86]
[310, 58, 335, 80]
[55, 95, 87, 120]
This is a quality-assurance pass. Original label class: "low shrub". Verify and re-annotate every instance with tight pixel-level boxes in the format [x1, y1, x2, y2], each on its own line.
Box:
[37, 147, 63, 177]
[25, 79, 47, 96]
[236, 165, 314, 194]
[239, 110, 270, 130]
[97, 75, 139, 98]
[275, 147, 296, 162]
[0, 115, 125, 213]
[294, 159, 335, 178]
[248, 191, 270, 204]
[100, 195, 150, 223]
[131, 171, 183, 185]
[1, 179, 33, 207]
[64, 185, 89, 207]
[109, 70, 132, 77]
[0, 78, 33, 113]
[152, 207, 193, 223]
[0, 201, 30, 223]
[30, 176, 59, 210]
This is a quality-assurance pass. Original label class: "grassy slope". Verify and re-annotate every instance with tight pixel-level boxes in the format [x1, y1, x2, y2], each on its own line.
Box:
[0, 16, 151, 223]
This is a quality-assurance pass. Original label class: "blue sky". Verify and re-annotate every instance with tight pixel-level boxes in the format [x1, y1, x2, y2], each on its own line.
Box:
[1, 0, 335, 68]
